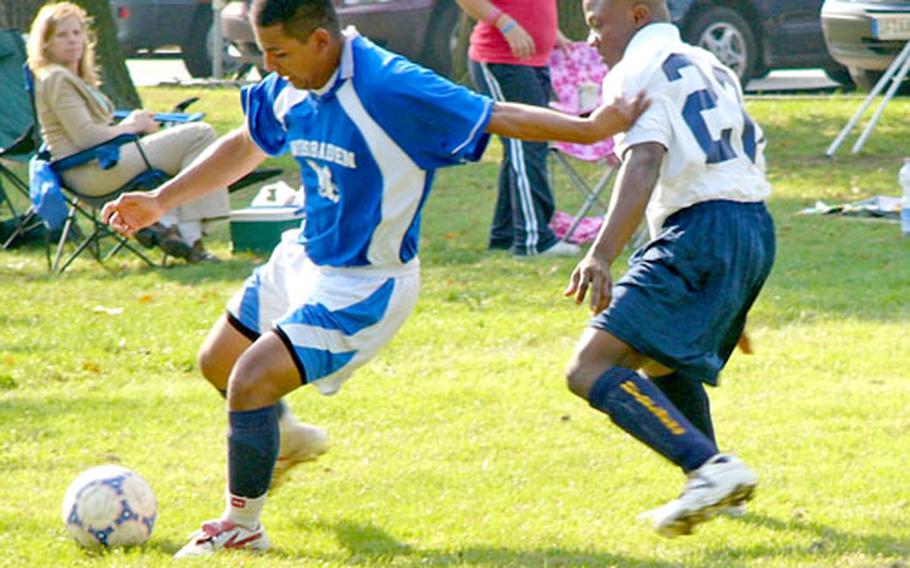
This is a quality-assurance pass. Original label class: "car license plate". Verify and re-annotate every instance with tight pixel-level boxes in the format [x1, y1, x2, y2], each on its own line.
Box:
[871, 15, 910, 41]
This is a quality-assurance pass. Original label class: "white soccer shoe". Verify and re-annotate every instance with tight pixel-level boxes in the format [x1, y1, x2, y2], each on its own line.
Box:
[270, 422, 329, 491]
[639, 453, 757, 538]
[720, 502, 748, 518]
[174, 519, 270, 558]
[538, 240, 580, 258]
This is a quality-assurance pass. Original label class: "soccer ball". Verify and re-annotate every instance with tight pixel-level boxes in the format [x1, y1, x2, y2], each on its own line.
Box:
[61, 464, 157, 548]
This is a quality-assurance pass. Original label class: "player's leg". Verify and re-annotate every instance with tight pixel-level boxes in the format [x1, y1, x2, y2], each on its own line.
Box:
[224, 252, 332, 489]
[198, 313, 328, 490]
[175, 332, 302, 558]
[566, 328, 720, 473]
[198, 313, 252, 392]
[649, 371, 715, 443]
[567, 328, 757, 537]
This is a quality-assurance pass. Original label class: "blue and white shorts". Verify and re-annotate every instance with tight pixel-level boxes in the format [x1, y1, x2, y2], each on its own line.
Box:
[227, 230, 420, 395]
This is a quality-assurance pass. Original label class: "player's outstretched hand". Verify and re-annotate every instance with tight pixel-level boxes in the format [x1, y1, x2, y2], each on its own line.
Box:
[589, 90, 650, 140]
[564, 253, 613, 314]
[101, 191, 164, 236]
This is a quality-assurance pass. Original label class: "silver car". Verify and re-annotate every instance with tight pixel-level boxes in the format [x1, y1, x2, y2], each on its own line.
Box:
[822, 0, 910, 90]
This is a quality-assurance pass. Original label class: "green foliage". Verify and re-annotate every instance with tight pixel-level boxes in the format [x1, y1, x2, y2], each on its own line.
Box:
[0, 91, 908, 566]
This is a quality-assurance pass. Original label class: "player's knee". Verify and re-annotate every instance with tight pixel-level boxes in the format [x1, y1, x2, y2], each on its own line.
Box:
[565, 360, 597, 399]
[226, 353, 282, 409]
[197, 344, 226, 387]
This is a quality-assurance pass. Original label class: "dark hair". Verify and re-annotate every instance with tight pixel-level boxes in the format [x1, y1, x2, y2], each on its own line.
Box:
[250, 0, 341, 42]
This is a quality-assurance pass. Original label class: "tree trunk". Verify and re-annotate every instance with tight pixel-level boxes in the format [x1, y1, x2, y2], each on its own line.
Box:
[557, 0, 588, 41]
[0, 0, 140, 108]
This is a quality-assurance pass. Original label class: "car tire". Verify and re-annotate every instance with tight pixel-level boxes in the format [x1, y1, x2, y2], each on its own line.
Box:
[683, 6, 757, 85]
[849, 66, 910, 94]
[181, 9, 244, 79]
[419, 0, 459, 77]
[824, 66, 854, 87]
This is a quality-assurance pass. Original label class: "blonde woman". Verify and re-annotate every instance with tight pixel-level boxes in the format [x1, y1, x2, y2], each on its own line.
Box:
[27, 1, 229, 262]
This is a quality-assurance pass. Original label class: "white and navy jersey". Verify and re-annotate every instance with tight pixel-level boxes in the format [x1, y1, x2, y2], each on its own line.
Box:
[602, 23, 772, 236]
[242, 29, 493, 268]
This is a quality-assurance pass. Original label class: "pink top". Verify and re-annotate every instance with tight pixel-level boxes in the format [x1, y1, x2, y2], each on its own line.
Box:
[468, 0, 557, 67]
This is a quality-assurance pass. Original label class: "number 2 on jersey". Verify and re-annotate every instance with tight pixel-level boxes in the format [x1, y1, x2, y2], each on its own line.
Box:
[661, 53, 757, 164]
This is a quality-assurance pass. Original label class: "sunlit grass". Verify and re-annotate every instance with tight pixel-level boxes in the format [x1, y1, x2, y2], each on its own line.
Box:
[0, 92, 907, 566]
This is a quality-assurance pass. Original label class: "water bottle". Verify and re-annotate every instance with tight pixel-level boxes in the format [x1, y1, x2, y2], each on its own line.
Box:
[900, 158, 910, 236]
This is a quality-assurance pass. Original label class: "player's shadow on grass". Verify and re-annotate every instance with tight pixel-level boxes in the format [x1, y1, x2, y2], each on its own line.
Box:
[277, 519, 680, 566]
[702, 512, 910, 562]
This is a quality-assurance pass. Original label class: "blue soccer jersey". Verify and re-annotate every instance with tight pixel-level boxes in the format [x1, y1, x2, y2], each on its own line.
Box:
[241, 31, 494, 268]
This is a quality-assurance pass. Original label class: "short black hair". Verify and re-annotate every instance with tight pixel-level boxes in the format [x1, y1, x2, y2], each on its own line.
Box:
[250, 0, 341, 42]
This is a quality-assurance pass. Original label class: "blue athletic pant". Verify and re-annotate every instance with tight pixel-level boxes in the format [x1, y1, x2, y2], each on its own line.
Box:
[469, 60, 557, 255]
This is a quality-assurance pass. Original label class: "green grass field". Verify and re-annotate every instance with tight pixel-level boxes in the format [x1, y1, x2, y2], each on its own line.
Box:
[0, 89, 908, 567]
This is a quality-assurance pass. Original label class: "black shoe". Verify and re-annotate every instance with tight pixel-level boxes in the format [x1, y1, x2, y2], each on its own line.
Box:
[187, 240, 220, 264]
[134, 223, 168, 249]
[154, 224, 193, 260]
[159, 237, 192, 260]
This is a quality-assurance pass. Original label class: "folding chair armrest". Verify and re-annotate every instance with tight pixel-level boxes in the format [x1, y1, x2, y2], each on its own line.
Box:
[171, 96, 199, 113]
[49, 133, 140, 173]
[112, 110, 206, 125]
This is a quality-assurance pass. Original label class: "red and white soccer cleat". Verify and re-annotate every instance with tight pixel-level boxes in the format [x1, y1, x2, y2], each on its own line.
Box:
[174, 519, 270, 558]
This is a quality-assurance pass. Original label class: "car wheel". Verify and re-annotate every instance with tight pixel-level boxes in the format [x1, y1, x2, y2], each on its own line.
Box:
[419, 0, 459, 77]
[181, 10, 244, 79]
[684, 6, 757, 85]
[824, 66, 854, 87]
[849, 66, 910, 94]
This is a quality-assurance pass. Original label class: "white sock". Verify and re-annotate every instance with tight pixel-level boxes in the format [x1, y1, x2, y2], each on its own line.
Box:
[178, 220, 202, 245]
[223, 490, 267, 529]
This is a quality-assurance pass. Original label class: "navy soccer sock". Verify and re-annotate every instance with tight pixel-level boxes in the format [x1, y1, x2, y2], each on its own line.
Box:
[650, 372, 715, 443]
[227, 406, 280, 498]
[219, 388, 288, 419]
[587, 367, 718, 472]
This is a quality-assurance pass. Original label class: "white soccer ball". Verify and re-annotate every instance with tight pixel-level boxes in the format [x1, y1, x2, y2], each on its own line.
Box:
[61, 464, 157, 549]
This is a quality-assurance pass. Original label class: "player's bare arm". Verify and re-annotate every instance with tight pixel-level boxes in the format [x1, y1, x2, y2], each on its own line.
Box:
[102, 126, 267, 235]
[565, 141, 665, 313]
[486, 91, 649, 144]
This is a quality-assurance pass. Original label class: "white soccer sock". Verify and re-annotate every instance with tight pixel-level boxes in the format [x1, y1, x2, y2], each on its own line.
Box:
[223, 490, 267, 529]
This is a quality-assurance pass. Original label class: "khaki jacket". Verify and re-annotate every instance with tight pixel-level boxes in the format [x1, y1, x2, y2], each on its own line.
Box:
[34, 64, 117, 159]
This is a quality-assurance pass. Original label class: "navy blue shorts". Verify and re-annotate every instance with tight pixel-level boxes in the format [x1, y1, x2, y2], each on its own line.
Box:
[592, 200, 775, 385]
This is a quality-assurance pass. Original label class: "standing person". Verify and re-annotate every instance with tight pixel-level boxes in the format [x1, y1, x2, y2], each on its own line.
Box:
[27, 2, 230, 262]
[457, 0, 577, 257]
[102, 0, 646, 557]
[563, 0, 775, 538]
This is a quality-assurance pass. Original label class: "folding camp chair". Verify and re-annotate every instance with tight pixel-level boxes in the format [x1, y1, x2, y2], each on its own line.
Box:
[45, 136, 172, 273]
[547, 42, 619, 244]
[0, 28, 44, 251]
[22, 68, 281, 273]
